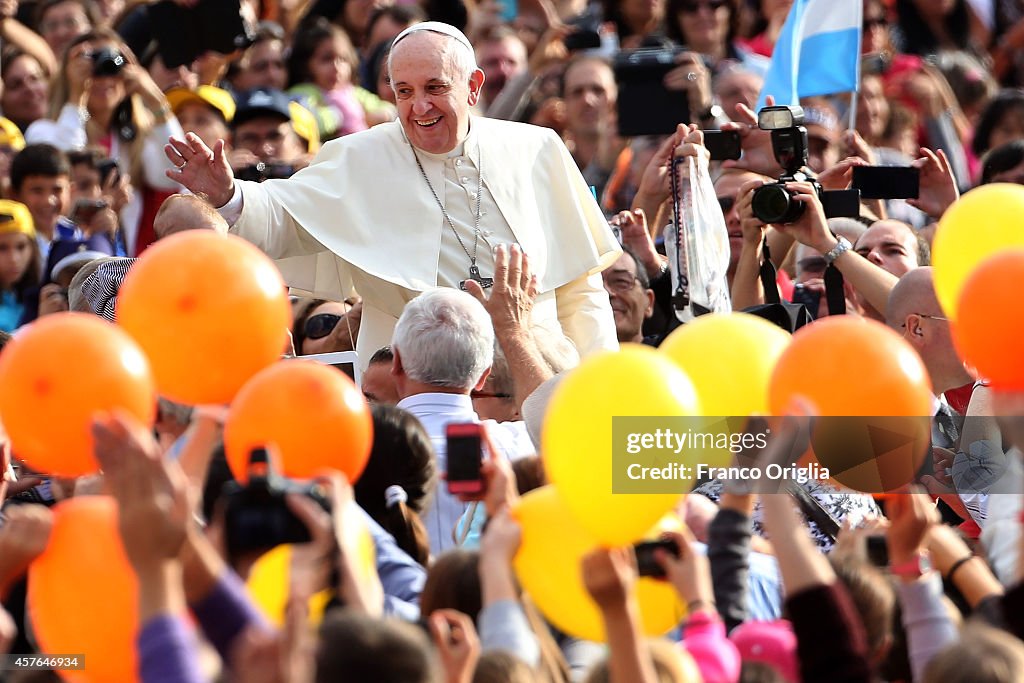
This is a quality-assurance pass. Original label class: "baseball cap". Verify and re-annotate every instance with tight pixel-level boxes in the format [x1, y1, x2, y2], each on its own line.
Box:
[0, 117, 26, 152]
[729, 619, 799, 683]
[0, 200, 35, 237]
[166, 85, 236, 123]
[232, 88, 293, 128]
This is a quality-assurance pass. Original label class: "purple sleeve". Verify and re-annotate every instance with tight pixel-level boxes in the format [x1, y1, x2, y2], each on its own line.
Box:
[138, 615, 204, 683]
[189, 570, 272, 660]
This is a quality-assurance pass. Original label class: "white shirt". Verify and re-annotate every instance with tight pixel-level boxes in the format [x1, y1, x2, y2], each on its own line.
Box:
[396, 392, 528, 556]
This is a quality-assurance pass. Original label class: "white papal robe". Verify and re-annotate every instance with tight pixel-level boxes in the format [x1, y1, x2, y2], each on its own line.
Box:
[219, 116, 621, 365]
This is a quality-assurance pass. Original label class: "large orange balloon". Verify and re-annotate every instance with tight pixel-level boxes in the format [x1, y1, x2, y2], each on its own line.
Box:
[769, 317, 933, 494]
[953, 249, 1024, 390]
[117, 230, 290, 405]
[224, 360, 373, 483]
[28, 497, 138, 683]
[0, 313, 156, 477]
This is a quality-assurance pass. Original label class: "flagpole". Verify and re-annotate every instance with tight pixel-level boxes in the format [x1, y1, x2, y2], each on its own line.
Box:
[848, 89, 858, 132]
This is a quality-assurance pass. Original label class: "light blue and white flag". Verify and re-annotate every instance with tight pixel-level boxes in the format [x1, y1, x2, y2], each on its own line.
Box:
[756, 0, 863, 109]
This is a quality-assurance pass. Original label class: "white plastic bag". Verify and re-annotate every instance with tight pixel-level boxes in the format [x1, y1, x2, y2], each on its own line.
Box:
[663, 152, 732, 323]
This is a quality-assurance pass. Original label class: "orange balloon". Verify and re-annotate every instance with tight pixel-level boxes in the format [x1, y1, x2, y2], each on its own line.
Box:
[117, 230, 290, 405]
[769, 317, 934, 494]
[952, 249, 1024, 390]
[28, 497, 139, 683]
[769, 316, 933, 416]
[0, 313, 156, 477]
[224, 360, 373, 483]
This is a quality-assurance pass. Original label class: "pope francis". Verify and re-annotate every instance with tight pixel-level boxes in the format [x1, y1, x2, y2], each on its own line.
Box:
[165, 22, 620, 364]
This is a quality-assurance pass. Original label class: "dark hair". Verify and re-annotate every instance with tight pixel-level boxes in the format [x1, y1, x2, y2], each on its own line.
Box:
[421, 550, 483, 620]
[369, 345, 395, 365]
[287, 16, 357, 88]
[364, 36, 394, 91]
[619, 244, 651, 290]
[894, 0, 971, 56]
[664, 0, 740, 55]
[600, 0, 664, 44]
[291, 297, 328, 352]
[353, 404, 436, 565]
[981, 139, 1024, 185]
[67, 146, 107, 169]
[365, 5, 426, 45]
[10, 144, 70, 193]
[316, 609, 439, 683]
[511, 456, 546, 495]
[972, 89, 1024, 157]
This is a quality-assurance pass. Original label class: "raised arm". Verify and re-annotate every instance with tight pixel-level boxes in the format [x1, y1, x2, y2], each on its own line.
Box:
[164, 133, 237, 209]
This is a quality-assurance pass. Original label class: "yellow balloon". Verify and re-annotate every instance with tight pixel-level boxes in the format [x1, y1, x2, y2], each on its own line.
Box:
[513, 486, 686, 643]
[543, 345, 700, 545]
[660, 313, 790, 416]
[932, 183, 1024, 320]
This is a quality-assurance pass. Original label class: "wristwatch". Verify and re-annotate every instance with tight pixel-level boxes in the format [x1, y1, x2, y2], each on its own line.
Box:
[822, 236, 852, 265]
[889, 553, 931, 578]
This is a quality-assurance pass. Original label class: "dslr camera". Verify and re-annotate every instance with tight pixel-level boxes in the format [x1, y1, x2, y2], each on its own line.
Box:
[750, 105, 860, 225]
[91, 47, 126, 77]
[222, 447, 331, 560]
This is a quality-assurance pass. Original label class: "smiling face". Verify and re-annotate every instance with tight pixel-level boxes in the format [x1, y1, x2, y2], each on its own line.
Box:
[2, 55, 49, 127]
[390, 31, 484, 155]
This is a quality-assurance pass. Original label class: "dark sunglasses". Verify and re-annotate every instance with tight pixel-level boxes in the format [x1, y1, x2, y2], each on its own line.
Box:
[717, 196, 735, 213]
[680, 0, 727, 13]
[304, 313, 341, 340]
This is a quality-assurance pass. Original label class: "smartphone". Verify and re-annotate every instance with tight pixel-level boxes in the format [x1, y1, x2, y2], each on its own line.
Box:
[446, 422, 484, 495]
[852, 166, 920, 200]
[97, 158, 120, 186]
[564, 29, 602, 52]
[866, 535, 889, 567]
[69, 198, 108, 225]
[634, 539, 680, 578]
[704, 130, 742, 161]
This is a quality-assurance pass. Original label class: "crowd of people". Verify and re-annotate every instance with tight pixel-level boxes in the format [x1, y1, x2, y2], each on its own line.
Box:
[1, 0, 1024, 681]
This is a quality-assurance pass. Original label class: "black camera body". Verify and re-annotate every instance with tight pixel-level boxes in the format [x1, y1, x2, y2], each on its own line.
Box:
[91, 47, 126, 78]
[236, 161, 297, 183]
[751, 106, 860, 225]
[222, 447, 331, 560]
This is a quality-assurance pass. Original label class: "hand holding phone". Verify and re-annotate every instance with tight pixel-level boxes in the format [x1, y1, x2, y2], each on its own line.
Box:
[446, 423, 484, 495]
[69, 198, 108, 226]
[634, 538, 680, 578]
[852, 165, 920, 199]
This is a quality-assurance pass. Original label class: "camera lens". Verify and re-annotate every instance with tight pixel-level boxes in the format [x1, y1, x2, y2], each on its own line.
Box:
[91, 47, 126, 78]
[751, 183, 805, 225]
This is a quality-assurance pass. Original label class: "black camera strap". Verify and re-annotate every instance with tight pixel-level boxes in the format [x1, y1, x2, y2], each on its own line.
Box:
[757, 237, 846, 316]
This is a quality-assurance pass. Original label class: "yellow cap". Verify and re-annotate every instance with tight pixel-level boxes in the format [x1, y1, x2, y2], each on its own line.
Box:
[0, 117, 26, 152]
[289, 101, 321, 155]
[0, 200, 35, 237]
[165, 85, 236, 123]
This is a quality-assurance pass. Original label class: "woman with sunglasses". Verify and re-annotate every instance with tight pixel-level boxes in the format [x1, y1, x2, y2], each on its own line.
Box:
[292, 297, 363, 355]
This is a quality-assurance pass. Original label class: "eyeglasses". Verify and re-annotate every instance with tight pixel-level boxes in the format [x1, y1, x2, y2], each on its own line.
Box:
[717, 196, 735, 213]
[900, 313, 950, 327]
[471, 390, 513, 399]
[304, 313, 341, 340]
[680, 0, 727, 13]
[603, 274, 641, 294]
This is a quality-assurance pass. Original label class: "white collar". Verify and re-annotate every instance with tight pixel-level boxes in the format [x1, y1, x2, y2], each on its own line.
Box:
[397, 392, 476, 414]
